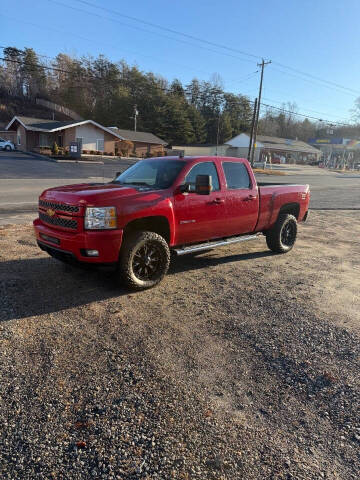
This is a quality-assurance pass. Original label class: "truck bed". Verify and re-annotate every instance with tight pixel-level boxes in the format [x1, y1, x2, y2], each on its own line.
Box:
[256, 183, 310, 232]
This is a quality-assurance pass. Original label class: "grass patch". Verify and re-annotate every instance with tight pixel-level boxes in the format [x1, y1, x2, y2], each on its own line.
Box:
[253, 168, 287, 176]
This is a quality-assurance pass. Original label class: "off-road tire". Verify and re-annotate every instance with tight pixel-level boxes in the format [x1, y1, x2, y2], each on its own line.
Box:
[118, 231, 170, 290]
[265, 214, 297, 253]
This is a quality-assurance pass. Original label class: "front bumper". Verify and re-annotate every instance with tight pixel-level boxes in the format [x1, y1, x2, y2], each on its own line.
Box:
[33, 218, 123, 264]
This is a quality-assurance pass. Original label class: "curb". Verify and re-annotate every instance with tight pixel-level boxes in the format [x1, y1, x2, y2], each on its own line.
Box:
[54, 159, 104, 164]
[24, 151, 57, 162]
[0, 203, 37, 214]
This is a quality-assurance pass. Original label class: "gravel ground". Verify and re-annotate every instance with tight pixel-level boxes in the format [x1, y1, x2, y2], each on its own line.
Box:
[0, 211, 359, 479]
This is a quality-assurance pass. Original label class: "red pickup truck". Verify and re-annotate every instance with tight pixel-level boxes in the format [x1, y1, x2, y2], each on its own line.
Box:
[34, 156, 310, 289]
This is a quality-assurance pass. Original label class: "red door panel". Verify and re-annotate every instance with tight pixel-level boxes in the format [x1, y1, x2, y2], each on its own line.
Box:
[174, 191, 227, 245]
[221, 160, 259, 235]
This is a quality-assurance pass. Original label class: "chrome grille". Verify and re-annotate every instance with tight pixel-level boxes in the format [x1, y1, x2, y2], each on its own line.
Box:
[39, 199, 80, 213]
[39, 212, 77, 230]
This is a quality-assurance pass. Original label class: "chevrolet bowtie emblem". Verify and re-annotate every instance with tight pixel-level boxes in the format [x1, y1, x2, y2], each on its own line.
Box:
[47, 208, 55, 217]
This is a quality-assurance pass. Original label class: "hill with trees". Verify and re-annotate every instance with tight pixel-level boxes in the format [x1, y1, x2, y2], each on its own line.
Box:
[1, 46, 359, 144]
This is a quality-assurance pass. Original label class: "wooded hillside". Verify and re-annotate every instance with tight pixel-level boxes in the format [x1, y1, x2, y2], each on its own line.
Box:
[1, 46, 359, 143]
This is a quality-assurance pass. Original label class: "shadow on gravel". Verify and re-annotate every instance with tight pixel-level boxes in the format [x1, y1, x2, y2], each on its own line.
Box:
[0, 249, 274, 322]
[169, 249, 275, 274]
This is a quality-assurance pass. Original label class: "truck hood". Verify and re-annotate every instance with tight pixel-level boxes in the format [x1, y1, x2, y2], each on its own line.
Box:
[41, 182, 152, 206]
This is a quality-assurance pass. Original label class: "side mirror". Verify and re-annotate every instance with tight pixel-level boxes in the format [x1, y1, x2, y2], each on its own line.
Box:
[195, 174, 212, 195]
[113, 171, 121, 180]
[179, 183, 191, 193]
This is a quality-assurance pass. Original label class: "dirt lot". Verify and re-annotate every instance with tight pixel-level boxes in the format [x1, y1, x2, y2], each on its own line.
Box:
[0, 211, 359, 479]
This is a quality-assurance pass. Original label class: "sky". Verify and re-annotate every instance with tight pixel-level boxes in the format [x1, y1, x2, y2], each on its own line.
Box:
[1, 0, 360, 126]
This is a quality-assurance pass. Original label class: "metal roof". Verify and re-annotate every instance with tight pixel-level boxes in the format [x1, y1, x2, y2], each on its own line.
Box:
[256, 135, 320, 155]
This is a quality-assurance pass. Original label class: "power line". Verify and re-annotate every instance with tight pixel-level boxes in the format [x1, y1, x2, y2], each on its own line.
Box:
[0, 17, 232, 80]
[270, 66, 360, 99]
[272, 61, 360, 96]
[44, 0, 258, 66]
[258, 102, 351, 126]
[67, 0, 360, 98]
[72, 0, 262, 61]
[0, 55, 352, 126]
[260, 96, 352, 124]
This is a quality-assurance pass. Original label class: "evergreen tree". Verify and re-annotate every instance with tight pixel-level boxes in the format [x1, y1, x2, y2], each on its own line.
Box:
[186, 104, 206, 143]
[156, 96, 195, 145]
[21, 48, 46, 99]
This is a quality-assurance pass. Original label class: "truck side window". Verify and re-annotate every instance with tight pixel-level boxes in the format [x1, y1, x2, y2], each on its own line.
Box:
[185, 162, 220, 191]
[223, 162, 251, 189]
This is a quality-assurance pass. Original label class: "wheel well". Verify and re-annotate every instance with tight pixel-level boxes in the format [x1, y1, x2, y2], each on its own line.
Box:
[123, 216, 170, 243]
[279, 202, 300, 220]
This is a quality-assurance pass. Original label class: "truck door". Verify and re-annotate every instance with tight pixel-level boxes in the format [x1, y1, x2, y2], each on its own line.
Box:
[221, 160, 259, 235]
[174, 161, 227, 245]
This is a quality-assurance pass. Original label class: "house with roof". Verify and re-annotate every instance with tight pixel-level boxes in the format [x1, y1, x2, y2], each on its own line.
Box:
[225, 133, 321, 163]
[5, 116, 167, 157]
[108, 127, 167, 157]
[173, 133, 321, 164]
[5, 116, 125, 154]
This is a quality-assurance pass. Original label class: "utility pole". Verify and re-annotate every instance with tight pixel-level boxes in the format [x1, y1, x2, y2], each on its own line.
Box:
[250, 59, 271, 166]
[247, 97, 257, 161]
[131, 104, 139, 132]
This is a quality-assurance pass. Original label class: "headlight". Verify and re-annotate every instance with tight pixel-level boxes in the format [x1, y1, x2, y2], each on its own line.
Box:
[84, 206, 117, 230]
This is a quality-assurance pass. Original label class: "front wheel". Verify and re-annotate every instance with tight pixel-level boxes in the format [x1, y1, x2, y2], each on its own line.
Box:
[118, 231, 170, 290]
[4, 145, 11, 151]
[265, 214, 298, 253]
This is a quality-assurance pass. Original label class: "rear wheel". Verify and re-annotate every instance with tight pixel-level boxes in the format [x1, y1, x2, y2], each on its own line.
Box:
[265, 214, 297, 253]
[4, 145, 11, 151]
[118, 231, 170, 290]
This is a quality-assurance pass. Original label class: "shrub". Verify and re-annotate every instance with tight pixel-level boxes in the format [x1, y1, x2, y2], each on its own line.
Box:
[120, 140, 134, 157]
[90, 150, 95, 155]
[52, 142, 59, 155]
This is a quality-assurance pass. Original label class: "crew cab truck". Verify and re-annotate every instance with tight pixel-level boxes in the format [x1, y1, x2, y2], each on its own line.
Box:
[33, 156, 310, 290]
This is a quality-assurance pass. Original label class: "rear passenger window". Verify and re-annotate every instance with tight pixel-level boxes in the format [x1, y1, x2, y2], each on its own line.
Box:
[223, 162, 251, 189]
[185, 162, 220, 191]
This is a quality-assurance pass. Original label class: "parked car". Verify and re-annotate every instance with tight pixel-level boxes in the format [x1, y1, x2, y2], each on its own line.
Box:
[33, 156, 310, 289]
[0, 138, 15, 151]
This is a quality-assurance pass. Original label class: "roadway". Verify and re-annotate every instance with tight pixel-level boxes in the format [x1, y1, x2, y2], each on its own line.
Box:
[1, 151, 359, 225]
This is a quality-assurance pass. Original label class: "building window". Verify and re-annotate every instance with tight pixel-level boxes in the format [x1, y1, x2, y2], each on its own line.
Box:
[96, 139, 104, 151]
[57, 135, 63, 147]
[17, 135, 21, 146]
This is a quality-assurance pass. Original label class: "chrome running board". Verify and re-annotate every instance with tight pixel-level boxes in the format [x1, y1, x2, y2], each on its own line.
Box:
[173, 233, 261, 256]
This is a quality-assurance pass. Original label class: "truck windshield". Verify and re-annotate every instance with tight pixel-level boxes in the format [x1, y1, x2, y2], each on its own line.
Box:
[113, 159, 186, 189]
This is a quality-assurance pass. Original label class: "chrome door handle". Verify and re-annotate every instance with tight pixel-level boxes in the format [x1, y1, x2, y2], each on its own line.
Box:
[212, 198, 225, 204]
[245, 195, 257, 201]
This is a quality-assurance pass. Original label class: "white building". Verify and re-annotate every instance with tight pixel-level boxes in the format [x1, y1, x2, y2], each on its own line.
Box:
[172, 133, 321, 164]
